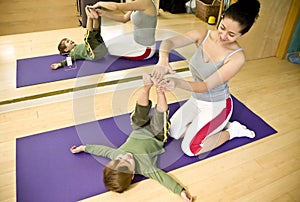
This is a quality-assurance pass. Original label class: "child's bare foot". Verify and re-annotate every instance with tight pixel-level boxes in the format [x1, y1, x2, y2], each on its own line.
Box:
[85, 6, 94, 19]
[89, 7, 99, 19]
[142, 74, 153, 88]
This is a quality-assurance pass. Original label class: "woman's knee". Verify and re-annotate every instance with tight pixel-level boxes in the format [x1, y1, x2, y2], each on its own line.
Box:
[180, 133, 204, 156]
[169, 127, 184, 140]
[181, 143, 196, 156]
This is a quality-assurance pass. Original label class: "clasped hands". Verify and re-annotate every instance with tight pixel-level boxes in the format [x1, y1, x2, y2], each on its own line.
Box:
[151, 64, 179, 92]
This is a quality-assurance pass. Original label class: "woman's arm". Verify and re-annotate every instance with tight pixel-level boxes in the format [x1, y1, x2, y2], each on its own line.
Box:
[204, 51, 245, 90]
[152, 29, 207, 81]
[161, 51, 245, 93]
[97, 9, 131, 23]
[90, 0, 149, 11]
[89, 0, 155, 23]
[158, 30, 204, 64]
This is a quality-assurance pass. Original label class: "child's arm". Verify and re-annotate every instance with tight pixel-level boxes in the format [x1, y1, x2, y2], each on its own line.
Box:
[51, 57, 69, 70]
[181, 190, 193, 202]
[70, 145, 86, 153]
[51, 63, 63, 70]
[70, 144, 122, 159]
[51, 45, 80, 70]
[145, 169, 193, 201]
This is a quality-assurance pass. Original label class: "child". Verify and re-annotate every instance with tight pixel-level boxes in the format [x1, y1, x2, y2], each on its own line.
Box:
[70, 74, 193, 202]
[51, 7, 108, 70]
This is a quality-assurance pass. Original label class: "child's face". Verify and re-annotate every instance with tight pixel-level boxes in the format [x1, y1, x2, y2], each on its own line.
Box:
[115, 153, 135, 173]
[64, 39, 76, 52]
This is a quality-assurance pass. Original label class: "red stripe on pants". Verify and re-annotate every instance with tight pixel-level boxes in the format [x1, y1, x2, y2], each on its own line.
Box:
[189, 98, 232, 155]
[122, 47, 152, 60]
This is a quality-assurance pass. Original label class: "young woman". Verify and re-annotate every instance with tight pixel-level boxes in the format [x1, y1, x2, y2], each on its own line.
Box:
[88, 0, 157, 60]
[152, 0, 261, 156]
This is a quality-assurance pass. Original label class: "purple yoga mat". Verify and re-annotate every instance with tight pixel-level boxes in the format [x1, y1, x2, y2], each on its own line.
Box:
[16, 96, 277, 202]
[16, 41, 185, 88]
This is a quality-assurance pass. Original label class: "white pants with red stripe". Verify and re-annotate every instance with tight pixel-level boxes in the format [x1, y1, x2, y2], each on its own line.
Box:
[170, 96, 233, 156]
[106, 32, 156, 60]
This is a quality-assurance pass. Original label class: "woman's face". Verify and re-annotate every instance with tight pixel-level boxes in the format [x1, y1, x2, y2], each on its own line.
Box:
[217, 17, 243, 44]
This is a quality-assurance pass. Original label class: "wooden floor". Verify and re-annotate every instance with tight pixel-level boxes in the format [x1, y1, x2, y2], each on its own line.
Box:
[0, 11, 300, 202]
[0, 0, 79, 36]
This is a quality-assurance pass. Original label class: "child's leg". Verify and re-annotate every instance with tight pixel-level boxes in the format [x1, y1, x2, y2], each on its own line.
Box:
[84, 7, 107, 60]
[91, 12, 108, 58]
[85, 6, 93, 19]
[137, 74, 153, 107]
[156, 86, 168, 113]
[85, 7, 94, 32]
[85, 6, 100, 31]
[130, 74, 153, 129]
[92, 16, 105, 45]
[83, 8, 106, 60]
[91, 10, 100, 31]
[150, 83, 170, 142]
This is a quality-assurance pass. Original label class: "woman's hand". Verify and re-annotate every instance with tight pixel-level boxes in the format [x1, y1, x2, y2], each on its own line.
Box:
[95, 8, 106, 17]
[88, 2, 102, 9]
[158, 77, 178, 91]
[70, 145, 85, 153]
[152, 65, 175, 81]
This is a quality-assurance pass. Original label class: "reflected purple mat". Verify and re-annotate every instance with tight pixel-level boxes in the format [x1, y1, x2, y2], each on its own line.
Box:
[16, 96, 277, 202]
[16, 41, 185, 88]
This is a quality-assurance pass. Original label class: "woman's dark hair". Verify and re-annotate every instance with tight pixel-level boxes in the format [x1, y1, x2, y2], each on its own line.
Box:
[223, 0, 260, 35]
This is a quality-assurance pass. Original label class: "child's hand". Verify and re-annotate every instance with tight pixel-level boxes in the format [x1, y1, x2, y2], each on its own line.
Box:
[142, 74, 153, 87]
[181, 190, 193, 202]
[51, 63, 61, 70]
[70, 145, 85, 153]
